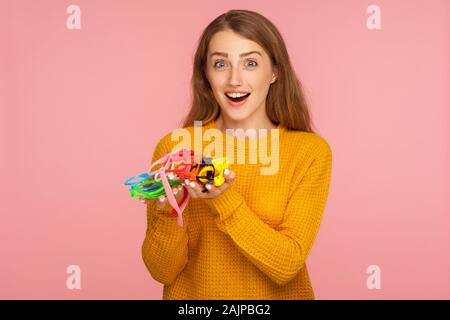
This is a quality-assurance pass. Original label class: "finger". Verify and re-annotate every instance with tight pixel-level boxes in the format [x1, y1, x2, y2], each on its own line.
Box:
[203, 183, 221, 197]
[184, 182, 198, 198]
[223, 168, 236, 180]
[154, 195, 166, 208]
[139, 197, 151, 204]
[175, 186, 185, 201]
[215, 172, 235, 193]
[185, 180, 206, 198]
[183, 179, 191, 191]
[223, 168, 236, 183]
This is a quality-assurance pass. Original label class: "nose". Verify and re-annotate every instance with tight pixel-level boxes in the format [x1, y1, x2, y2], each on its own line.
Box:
[228, 66, 243, 86]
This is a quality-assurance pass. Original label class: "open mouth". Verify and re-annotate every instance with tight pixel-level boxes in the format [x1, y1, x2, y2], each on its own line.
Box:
[225, 92, 251, 104]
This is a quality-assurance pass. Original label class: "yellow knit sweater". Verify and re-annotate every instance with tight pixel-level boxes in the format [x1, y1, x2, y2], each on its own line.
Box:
[141, 120, 332, 300]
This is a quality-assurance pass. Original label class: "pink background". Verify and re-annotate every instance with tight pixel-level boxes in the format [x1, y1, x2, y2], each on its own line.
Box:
[1, 0, 449, 299]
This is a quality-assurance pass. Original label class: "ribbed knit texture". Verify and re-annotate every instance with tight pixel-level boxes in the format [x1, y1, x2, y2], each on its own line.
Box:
[141, 120, 332, 300]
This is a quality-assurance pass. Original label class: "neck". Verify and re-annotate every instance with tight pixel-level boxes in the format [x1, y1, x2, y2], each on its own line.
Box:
[215, 115, 278, 134]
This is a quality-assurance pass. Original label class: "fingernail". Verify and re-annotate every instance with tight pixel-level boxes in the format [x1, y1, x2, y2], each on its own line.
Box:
[189, 182, 196, 188]
[173, 189, 178, 194]
[224, 169, 230, 175]
[140, 199, 145, 203]
[205, 184, 211, 190]
[184, 179, 189, 185]
[158, 196, 164, 202]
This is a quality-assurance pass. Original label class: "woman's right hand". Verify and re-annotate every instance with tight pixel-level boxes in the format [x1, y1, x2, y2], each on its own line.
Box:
[139, 185, 185, 209]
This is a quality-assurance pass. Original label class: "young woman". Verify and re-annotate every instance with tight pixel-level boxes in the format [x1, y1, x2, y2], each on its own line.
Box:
[141, 9, 332, 300]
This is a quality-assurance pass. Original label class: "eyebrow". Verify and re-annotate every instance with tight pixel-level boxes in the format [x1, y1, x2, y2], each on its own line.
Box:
[208, 51, 262, 59]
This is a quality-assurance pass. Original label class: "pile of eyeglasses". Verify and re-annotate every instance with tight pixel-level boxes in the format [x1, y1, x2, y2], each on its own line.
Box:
[124, 147, 230, 227]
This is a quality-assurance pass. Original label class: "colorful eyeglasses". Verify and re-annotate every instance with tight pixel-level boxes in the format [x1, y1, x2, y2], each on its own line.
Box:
[124, 147, 230, 227]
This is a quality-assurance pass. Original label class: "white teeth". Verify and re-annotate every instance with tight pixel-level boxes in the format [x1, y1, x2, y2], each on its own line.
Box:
[226, 92, 249, 98]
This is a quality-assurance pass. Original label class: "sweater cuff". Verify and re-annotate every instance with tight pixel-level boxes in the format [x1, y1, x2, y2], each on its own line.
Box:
[205, 187, 244, 222]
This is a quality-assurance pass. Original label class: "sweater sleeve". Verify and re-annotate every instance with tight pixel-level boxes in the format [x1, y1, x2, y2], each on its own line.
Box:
[205, 141, 332, 286]
[141, 134, 189, 285]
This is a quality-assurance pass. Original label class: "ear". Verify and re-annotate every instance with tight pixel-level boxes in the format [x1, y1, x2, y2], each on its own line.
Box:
[270, 67, 278, 84]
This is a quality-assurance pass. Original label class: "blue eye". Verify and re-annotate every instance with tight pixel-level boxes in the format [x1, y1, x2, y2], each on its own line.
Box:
[214, 61, 225, 69]
[246, 60, 258, 67]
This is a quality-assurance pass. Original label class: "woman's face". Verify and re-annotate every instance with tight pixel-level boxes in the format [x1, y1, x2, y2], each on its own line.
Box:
[206, 29, 277, 123]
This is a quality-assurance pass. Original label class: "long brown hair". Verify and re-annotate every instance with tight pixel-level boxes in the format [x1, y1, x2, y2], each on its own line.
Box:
[180, 9, 315, 133]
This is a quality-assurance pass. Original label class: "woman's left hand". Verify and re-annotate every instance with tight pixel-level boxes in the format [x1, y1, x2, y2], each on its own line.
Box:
[183, 168, 236, 199]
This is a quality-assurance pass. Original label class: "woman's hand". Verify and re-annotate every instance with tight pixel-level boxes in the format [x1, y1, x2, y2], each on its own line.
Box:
[183, 168, 236, 199]
[139, 185, 185, 209]
[138, 168, 236, 205]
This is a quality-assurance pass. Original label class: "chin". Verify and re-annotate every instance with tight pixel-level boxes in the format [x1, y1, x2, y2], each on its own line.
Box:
[221, 109, 254, 122]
